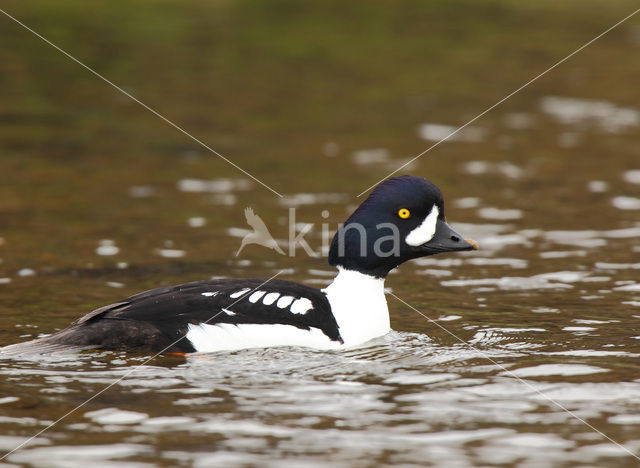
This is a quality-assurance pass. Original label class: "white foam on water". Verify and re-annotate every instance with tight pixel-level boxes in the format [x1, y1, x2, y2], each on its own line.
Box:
[603, 226, 640, 238]
[506, 364, 608, 377]
[563, 326, 596, 332]
[187, 217, 207, 228]
[211, 193, 237, 205]
[623, 169, 640, 184]
[416, 269, 453, 277]
[548, 350, 638, 357]
[155, 248, 186, 258]
[177, 178, 251, 193]
[532, 307, 559, 313]
[504, 112, 534, 129]
[466, 258, 528, 268]
[541, 96, 640, 133]
[614, 283, 640, 292]
[442, 276, 573, 291]
[278, 193, 348, 207]
[438, 315, 462, 322]
[0, 396, 19, 404]
[534, 271, 590, 283]
[418, 123, 486, 143]
[540, 250, 587, 259]
[596, 262, 640, 270]
[477, 207, 523, 220]
[454, 197, 481, 209]
[612, 196, 640, 210]
[609, 414, 640, 424]
[384, 373, 459, 385]
[128, 185, 155, 198]
[85, 408, 149, 425]
[0, 435, 51, 451]
[351, 148, 390, 165]
[587, 180, 609, 192]
[17, 268, 36, 277]
[96, 239, 119, 256]
[7, 443, 152, 466]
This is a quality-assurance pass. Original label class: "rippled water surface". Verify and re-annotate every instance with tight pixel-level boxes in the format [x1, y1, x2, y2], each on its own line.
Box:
[2, 1, 640, 467]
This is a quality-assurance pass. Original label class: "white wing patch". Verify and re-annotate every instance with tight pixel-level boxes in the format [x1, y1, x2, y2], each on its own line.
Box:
[248, 290, 266, 303]
[276, 296, 294, 308]
[405, 205, 439, 247]
[290, 298, 314, 315]
[201, 292, 218, 297]
[226, 288, 313, 315]
[185, 323, 340, 352]
[230, 288, 251, 298]
[262, 292, 280, 305]
[222, 308, 236, 316]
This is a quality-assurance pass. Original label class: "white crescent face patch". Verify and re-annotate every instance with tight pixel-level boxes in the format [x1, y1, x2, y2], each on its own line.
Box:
[405, 205, 439, 247]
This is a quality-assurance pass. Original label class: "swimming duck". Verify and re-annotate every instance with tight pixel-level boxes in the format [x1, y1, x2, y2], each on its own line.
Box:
[3, 175, 477, 354]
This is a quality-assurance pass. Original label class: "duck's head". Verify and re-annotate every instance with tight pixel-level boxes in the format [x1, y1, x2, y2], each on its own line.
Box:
[328, 175, 477, 278]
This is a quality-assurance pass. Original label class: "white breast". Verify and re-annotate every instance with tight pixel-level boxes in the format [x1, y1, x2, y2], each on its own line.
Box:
[186, 323, 341, 352]
[322, 267, 390, 347]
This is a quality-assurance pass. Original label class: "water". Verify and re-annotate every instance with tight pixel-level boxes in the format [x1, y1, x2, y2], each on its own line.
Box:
[2, 1, 640, 466]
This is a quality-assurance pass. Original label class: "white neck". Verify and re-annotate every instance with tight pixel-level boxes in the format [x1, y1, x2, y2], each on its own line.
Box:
[322, 267, 390, 347]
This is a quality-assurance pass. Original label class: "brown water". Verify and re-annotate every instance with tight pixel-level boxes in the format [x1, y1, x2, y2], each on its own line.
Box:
[2, 1, 640, 466]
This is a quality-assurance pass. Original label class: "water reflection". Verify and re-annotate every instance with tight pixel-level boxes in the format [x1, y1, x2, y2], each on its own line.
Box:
[3, 331, 640, 466]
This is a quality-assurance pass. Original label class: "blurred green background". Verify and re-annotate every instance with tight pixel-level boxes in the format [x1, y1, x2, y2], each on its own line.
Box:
[1, 0, 639, 321]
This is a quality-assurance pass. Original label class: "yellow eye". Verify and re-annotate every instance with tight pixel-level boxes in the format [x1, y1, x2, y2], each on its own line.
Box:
[398, 208, 410, 219]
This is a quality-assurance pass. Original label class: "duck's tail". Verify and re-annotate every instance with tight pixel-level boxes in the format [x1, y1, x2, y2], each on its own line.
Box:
[0, 335, 92, 357]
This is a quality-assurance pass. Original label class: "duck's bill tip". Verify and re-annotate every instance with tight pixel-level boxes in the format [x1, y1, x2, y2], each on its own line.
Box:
[464, 238, 480, 250]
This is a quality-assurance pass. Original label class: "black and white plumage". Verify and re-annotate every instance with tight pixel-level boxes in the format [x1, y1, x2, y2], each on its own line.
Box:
[3, 175, 477, 354]
[20, 279, 340, 353]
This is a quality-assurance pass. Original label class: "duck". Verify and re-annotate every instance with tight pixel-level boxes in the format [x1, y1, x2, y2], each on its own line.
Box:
[3, 175, 478, 354]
